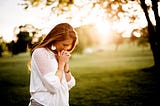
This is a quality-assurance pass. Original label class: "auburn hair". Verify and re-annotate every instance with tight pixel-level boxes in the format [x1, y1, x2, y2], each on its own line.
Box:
[31, 23, 78, 54]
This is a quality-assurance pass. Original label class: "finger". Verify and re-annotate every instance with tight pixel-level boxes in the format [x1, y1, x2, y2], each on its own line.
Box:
[60, 50, 65, 55]
[64, 51, 71, 56]
[66, 53, 71, 57]
[64, 51, 69, 54]
[58, 51, 61, 56]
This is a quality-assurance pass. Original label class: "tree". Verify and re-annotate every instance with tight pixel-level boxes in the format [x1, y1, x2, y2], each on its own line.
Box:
[92, 0, 160, 69]
[0, 37, 8, 57]
[7, 40, 15, 56]
[8, 24, 41, 55]
[20, 0, 160, 69]
[8, 31, 31, 55]
[0, 37, 4, 57]
[17, 31, 31, 53]
[139, 0, 160, 70]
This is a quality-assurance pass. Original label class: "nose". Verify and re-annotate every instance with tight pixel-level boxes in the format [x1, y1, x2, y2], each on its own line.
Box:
[63, 47, 68, 51]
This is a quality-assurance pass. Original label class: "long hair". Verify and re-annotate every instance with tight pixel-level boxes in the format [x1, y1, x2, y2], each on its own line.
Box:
[31, 23, 78, 55]
[27, 23, 78, 71]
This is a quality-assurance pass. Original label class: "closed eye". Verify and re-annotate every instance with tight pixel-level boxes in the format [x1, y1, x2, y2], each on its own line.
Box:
[63, 44, 69, 46]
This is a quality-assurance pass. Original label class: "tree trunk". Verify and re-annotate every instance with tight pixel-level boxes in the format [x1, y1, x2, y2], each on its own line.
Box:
[140, 0, 160, 70]
[151, 0, 160, 69]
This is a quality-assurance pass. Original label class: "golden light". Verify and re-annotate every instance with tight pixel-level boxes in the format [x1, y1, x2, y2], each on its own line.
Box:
[1, 0, 158, 42]
[94, 20, 111, 45]
[72, 2, 113, 45]
[95, 21, 110, 35]
[133, 31, 141, 38]
[112, 19, 133, 38]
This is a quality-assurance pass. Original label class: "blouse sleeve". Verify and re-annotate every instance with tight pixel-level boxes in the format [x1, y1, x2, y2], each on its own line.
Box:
[67, 75, 76, 90]
[32, 48, 61, 93]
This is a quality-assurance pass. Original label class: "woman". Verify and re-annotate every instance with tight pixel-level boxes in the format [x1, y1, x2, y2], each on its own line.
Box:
[28, 23, 78, 106]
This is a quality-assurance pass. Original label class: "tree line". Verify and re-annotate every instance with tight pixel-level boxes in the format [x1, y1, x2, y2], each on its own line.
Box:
[0, 23, 150, 57]
[19, 0, 160, 70]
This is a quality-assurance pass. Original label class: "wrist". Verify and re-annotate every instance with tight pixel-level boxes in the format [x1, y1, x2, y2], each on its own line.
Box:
[58, 63, 65, 70]
[65, 70, 70, 73]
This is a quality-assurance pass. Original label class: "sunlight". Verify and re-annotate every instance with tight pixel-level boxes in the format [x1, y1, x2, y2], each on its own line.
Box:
[133, 31, 141, 38]
[112, 19, 133, 38]
[1, 0, 159, 42]
[95, 21, 110, 35]
[77, 3, 112, 45]
[94, 20, 111, 45]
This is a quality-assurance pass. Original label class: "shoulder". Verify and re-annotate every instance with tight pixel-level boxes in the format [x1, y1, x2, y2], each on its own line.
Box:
[32, 48, 56, 60]
[33, 48, 46, 53]
[32, 48, 47, 57]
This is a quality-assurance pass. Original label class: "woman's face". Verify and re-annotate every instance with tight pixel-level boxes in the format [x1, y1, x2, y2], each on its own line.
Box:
[54, 39, 73, 52]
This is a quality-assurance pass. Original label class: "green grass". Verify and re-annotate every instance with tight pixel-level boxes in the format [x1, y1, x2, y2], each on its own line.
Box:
[0, 45, 160, 106]
[0, 53, 30, 105]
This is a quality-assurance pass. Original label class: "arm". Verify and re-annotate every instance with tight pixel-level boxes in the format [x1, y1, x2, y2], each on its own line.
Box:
[65, 72, 76, 90]
[56, 50, 76, 89]
[64, 60, 76, 90]
[32, 48, 62, 93]
[64, 63, 71, 82]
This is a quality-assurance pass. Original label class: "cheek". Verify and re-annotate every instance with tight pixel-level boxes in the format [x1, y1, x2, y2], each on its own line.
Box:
[59, 46, 64, 50]
[55, 45, 62, 51]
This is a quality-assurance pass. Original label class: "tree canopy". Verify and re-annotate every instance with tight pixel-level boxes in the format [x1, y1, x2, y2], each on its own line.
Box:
[19, 0, 160, 69]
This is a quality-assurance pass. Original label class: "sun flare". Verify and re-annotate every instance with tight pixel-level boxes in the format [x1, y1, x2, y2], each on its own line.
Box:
[94, 20, 111, 45]
[1, 0, 157, 42]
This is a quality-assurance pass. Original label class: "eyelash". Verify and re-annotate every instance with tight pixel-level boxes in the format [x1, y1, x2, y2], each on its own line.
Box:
[63, 44, 68, 46]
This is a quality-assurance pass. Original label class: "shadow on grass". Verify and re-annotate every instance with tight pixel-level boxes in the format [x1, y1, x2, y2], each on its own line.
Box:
[1, 67, 159, 106]
[0, 80, 30, 106]
[137, 66, 160, 106]
[0, 78, 30, 106]
[70, 67, 160, 106]
[141, 65, 160, 72]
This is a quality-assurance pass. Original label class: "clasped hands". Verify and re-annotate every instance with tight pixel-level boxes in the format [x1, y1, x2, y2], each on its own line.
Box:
[57, 50, 71, 63]
[56, 50, 71, 72]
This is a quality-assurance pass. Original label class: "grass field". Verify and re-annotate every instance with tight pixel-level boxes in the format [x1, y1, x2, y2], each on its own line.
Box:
[0, 44, 160, 106]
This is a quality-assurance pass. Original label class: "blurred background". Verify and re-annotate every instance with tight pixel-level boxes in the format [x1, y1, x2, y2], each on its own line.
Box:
[0, 0, 160, 105]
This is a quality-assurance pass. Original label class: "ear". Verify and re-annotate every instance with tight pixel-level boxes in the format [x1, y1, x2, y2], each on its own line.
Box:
[51, 45, 56, 50]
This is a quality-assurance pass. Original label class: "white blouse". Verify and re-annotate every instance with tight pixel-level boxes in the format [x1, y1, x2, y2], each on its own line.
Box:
[29, 48, 76, 106]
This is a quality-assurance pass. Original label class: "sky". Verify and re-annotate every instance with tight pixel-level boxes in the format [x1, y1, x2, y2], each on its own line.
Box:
[0, 0, 158, 42]
[0, 0, 88, 42]
[0, 0, 48, 42]
[0, 0, 105, 42]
